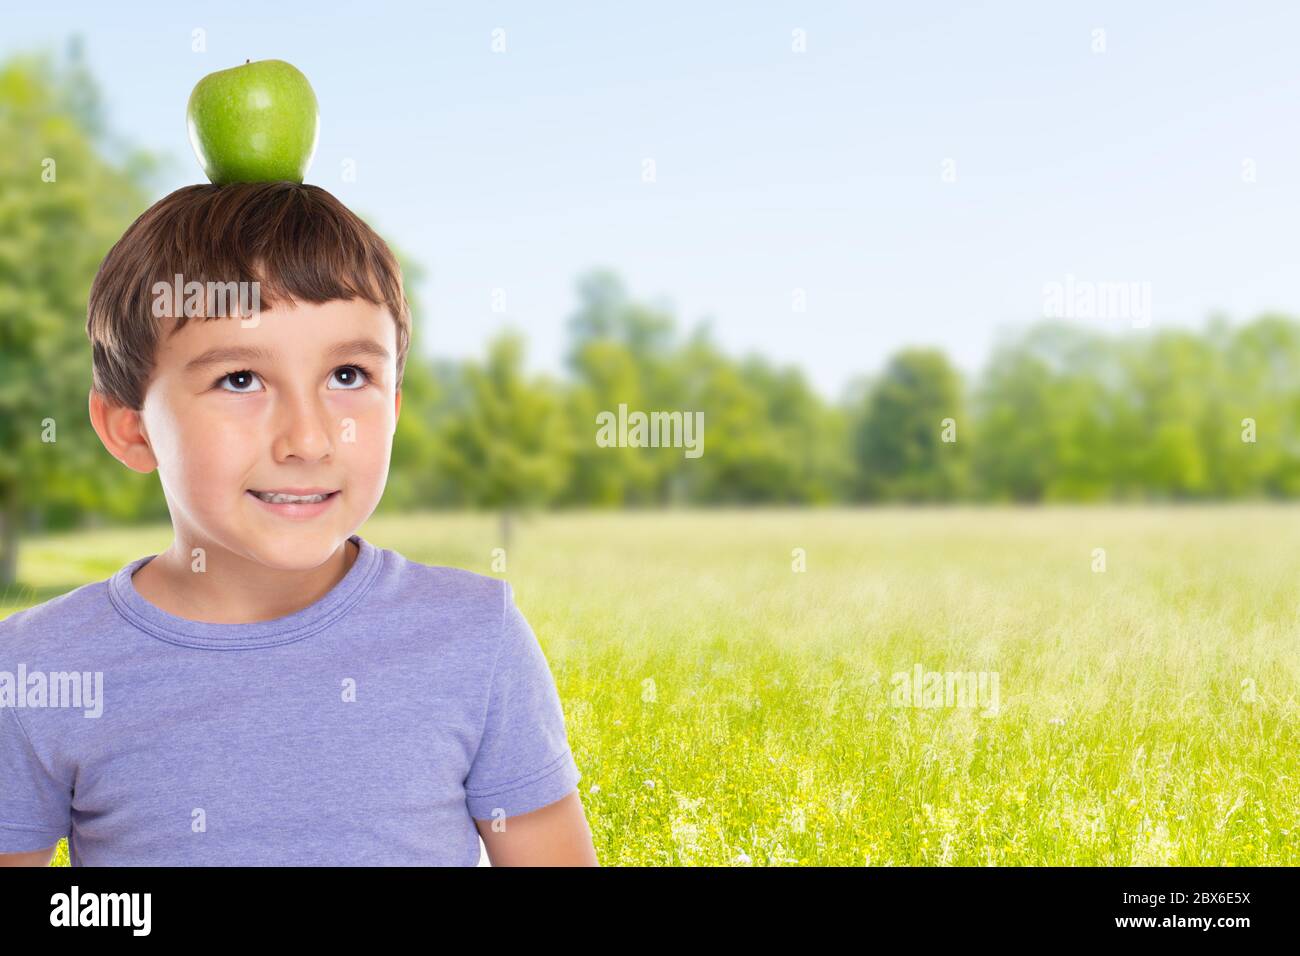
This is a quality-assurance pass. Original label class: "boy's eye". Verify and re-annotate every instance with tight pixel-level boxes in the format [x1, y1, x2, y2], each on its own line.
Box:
[328, 365, 370, 390]
[218, 370, 264, 393]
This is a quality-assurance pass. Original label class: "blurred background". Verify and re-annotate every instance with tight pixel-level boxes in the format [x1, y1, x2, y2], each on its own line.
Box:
[4, 4, 1300, 570]
[3, 2, 1300, 865]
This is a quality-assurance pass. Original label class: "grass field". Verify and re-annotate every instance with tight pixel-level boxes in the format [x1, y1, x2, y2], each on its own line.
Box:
[4, 505, 1299, 866]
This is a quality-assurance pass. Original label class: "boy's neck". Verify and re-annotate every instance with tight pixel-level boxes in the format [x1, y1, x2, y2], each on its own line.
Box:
[129, 536, 359, 625]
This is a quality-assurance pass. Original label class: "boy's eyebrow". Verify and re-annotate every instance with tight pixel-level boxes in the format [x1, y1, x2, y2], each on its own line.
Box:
[183, 339, 392, 374]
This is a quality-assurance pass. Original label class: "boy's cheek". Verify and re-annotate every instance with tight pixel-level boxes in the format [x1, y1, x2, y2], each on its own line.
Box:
[344, 409, 395, 446]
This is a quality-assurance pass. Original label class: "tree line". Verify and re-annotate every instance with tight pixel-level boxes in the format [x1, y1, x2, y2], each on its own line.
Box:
[412, 274, 1300, 514]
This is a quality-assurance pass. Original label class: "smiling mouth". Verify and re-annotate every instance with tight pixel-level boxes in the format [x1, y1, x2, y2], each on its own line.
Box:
[247, 490, 339, 504]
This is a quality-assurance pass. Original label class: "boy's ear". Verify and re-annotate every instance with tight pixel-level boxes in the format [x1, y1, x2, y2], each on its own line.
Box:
[393, 387, 401, 432]
[88, 388, 159, 475]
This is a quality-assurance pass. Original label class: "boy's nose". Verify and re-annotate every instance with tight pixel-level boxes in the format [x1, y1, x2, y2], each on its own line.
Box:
[272, 394, 334, 462]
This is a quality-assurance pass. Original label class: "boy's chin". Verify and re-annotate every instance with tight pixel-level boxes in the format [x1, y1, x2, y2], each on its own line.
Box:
[230, 527, 353, 572]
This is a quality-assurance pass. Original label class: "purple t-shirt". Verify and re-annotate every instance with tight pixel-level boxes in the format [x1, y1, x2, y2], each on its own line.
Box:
[0, 534, 581, 865]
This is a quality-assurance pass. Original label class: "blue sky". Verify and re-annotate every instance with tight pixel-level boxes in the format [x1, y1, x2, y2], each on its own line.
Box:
[6, 1, 1300, 400]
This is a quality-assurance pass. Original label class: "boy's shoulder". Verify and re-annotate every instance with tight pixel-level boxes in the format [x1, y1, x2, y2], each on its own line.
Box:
[375, 546, 514, 622]
[0, 577, 112, 653]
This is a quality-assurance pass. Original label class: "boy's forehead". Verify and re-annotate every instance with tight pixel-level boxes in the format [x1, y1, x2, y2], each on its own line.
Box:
[157, 298, 395, 367]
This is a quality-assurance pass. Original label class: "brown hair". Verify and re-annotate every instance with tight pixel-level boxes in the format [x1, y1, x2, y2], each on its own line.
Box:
[86, 182, 411, 409]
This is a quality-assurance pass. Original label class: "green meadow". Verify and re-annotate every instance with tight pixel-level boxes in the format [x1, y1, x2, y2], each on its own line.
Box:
[5, 506, 1298, 866]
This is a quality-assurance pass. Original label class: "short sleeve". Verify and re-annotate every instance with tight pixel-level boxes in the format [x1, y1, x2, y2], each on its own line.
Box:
[0, 704, 72, 852]
[464, 582, 581, 820]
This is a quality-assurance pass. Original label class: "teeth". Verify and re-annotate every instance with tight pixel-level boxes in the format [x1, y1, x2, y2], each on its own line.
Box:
[252, 491, 331, 504]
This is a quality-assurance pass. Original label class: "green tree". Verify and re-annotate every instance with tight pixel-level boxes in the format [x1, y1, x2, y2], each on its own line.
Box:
[0, 45, 160, 586]
[675, 338, 850, 504]
[971, 323, 1129, 502]
[1214, 315, 1300, 497]
[564, 338, 660, 505]
[433, 331, 573, 547]
[736, 356, 852, 503]
[563, 269, 681, 505]
[853, 348, 967, 501]
[1123, 329, 1221, 499]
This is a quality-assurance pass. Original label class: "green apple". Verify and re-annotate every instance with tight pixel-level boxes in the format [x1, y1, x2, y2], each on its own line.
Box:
[186, 59, 319, 185]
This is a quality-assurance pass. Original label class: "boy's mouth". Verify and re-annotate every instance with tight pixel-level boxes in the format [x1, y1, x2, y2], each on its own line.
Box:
[246, 488, 339, 504]
[245, 488, 340, 520]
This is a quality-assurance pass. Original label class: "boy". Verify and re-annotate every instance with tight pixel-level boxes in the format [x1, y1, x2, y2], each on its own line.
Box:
[0, 182, 597, 866]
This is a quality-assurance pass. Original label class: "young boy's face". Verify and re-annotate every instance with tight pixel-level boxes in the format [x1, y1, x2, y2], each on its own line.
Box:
[104, 297, 401, 571]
